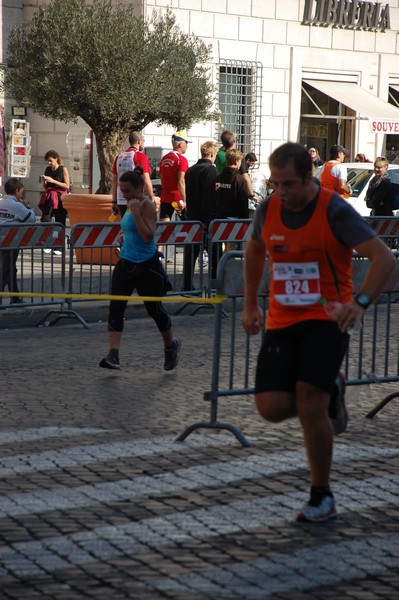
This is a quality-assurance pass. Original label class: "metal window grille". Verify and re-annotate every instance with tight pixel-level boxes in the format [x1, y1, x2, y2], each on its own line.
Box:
[216, 59, 262, 162]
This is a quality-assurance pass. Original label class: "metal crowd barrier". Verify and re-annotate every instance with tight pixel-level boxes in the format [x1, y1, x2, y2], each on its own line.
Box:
[67, 221, 120, 307]
[0, 220, 207, 326]
[364, 215, 399, 238]
[177, 250, 399, 447]
[0, 222, 67, 316]
[1, 219, 252, 323]
[154, 220, 204, 297]
[206, 218, 253, 295]
[364, 216, 399, 250]
[65, 220, 205, 324]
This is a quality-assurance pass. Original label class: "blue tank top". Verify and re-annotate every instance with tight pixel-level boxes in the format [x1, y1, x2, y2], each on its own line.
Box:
[119, 209, 157, 263]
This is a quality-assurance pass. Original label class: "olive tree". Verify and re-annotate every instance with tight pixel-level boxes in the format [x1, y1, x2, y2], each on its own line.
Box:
[4, 0, 214, 192]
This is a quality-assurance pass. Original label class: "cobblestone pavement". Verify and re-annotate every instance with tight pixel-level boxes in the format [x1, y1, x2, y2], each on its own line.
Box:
[0, 305, 398, 599]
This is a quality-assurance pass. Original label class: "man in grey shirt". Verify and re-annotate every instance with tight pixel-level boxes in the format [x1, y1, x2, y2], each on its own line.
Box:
[0, 177, 36, 303]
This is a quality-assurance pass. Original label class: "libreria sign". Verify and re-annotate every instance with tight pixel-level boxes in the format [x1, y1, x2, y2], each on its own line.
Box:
[302, 0, 391, 32]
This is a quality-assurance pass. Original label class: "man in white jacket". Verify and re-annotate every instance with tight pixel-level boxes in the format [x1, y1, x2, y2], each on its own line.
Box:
[0, 178, 36, 303]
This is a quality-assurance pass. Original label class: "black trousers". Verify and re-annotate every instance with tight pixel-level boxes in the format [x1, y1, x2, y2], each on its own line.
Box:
[1, 250, 20, 295]
[183, 241, 219, 291]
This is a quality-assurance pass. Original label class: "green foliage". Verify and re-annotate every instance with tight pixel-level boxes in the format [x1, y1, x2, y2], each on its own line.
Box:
[4, 0, 214, 192]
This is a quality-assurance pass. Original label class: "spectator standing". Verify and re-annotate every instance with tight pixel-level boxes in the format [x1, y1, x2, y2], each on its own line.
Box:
[214, 149, 249, 220]
[308, 147, 324, 169]
[183, 140, 218, 290]
[320, 144, 352, 199]
[242, 142, 396, 522]
[39, 150, 70, 227]
[99, 170, 181, 371]
[0, 178, 36, 303]
[158, 132, 190, 223]
[365, 156, 399, 216]
[112, 131, 158, 217]
[215, 130, 257, 201]
[214, 149, 249, 253]
[245, 152, 260, 214]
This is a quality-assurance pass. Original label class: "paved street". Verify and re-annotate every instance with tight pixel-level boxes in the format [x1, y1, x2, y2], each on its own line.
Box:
[0, 304, 398, 599]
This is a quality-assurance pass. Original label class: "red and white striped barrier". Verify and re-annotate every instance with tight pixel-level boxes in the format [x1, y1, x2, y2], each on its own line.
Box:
[71, 221, 203, 248]
[71, 224, 121, 248]
[208, 219, 252, 243]
[364, 217, 399, 237]
[154, 221, 203, 245]
[0, 224, 64, 249]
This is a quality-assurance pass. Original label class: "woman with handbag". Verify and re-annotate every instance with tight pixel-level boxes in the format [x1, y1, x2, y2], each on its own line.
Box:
[39, 150, 70, 227]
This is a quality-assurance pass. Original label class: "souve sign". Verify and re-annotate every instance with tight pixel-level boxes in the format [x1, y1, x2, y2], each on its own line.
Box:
[302, 0, 391, 32]
[370, 119, 399, 133]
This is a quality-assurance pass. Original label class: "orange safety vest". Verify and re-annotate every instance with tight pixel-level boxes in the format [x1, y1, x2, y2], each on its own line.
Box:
[320, 161, 347, 198]
[262, 187, 353, 330]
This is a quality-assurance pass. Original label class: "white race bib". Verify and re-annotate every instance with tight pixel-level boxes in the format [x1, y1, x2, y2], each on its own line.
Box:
[273, 262, 321, 306]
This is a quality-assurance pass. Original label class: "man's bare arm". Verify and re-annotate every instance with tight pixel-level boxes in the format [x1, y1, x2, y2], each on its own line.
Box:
[143, 172, 160, 210]
[242, 238, 267, 335]
[177, 171, 186, 205]
[338, 178, 352, 196]
[111, 173, 118, 203]
[334, 236, 396, 332]
[243, 172, 255, 198]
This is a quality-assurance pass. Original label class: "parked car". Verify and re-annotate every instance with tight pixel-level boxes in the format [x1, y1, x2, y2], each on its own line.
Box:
[314, 162, 399, 216]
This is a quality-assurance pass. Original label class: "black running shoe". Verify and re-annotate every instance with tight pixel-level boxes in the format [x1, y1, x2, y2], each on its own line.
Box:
[99, 355, 120, 370]
[164, 339, 181, 371]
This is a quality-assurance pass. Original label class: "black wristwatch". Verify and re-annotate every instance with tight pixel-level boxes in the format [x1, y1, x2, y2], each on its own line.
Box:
[354, 293, 371, 309]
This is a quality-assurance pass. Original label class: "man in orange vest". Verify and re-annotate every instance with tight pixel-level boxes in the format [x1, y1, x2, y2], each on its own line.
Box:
[320, 144, 352, 198]
[242, 142, 395, 523]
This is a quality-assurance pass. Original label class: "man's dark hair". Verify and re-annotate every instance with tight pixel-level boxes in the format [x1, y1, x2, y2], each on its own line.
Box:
[119, 170, 144, 188]
[220, 130, 236, 149]
[329, 144, 347, 160]
[5, 177, 24, 195]
[128, 131, 143, 146]
[269, 142, 312, 182]
[245, 152, 257, 162]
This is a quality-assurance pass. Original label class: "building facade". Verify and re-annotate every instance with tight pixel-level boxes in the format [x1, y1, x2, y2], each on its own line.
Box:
[2, 0, 399, 204]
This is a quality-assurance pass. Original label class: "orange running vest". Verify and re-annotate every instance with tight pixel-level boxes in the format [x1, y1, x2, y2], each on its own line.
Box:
[262, 187, 353, 329]
[320, 161, 346, 198]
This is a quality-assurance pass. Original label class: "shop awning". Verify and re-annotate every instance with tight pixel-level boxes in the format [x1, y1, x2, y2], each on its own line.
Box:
[303, 79, 399, 133]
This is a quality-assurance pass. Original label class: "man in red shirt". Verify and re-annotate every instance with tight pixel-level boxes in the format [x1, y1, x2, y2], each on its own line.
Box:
[158, 132, 190, 223]
[112, 131, 158, 216]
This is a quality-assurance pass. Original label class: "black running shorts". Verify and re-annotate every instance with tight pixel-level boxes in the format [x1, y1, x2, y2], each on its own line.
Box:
[159, 202, 175, 219]
[255, 320, 349, 395]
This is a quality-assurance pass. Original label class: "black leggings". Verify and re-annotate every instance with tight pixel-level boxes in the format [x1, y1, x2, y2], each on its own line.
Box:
[40, 196, 68, 227]
[108, 255, 171, 333]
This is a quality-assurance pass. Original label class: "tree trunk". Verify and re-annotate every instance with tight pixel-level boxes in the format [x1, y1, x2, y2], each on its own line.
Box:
[93, 127, 131, 194]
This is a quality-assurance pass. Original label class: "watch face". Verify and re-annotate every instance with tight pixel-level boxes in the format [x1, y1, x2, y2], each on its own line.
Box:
[356, 293, 371, 307]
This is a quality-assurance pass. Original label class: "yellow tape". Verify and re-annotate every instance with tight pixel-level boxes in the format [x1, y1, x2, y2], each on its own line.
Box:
[0, 292, 226, 304]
